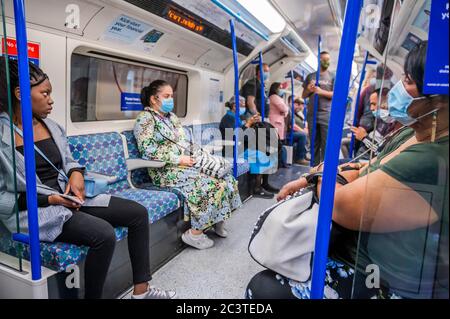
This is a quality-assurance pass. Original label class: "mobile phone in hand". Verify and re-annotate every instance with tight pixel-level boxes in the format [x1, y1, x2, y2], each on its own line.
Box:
[59, 194, 84, 205]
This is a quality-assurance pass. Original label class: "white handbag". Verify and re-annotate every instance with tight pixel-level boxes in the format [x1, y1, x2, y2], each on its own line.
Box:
[248, 187, 319, 282]
[248, 174, 348, 282]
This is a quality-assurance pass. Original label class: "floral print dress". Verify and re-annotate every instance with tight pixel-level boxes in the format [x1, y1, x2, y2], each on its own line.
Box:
[134, 108, 242, 230]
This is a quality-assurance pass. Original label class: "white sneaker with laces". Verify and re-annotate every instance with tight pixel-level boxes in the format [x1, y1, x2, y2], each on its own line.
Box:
[131, 287, 177, 299]
[181, 230, 214, 249]
[214, 221, 228, 238]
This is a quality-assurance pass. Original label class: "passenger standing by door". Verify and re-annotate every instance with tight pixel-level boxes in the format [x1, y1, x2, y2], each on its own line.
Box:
[241, 63, 270, 120]
[302, 51, 335, 166]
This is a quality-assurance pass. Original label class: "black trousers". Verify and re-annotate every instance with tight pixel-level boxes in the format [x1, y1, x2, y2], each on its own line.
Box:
[307, 117, 329, 166]
[55, 196, 151, 299]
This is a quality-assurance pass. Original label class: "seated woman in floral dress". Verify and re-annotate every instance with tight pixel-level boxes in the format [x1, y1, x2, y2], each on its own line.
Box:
[134, 80, 242, 250]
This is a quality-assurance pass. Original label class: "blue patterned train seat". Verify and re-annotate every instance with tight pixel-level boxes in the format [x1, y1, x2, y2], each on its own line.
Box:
[0, 132, 181, 272]
[67, 132, 181, 221]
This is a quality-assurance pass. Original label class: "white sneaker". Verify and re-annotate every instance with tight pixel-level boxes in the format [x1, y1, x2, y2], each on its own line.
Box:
[214, 221, 228, 238]
[181, 230, 214, 249]
[131, 287, 177, 299]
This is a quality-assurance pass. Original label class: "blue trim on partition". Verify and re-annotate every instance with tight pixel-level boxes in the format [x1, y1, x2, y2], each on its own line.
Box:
[13, 0, 42, 281]
[230, 19, 240, 179]
[310, 0, 363, 299]
[258, 51, 266, 121]
[212, 0, 269, 41]
[289, 70, 295, 146]
[309, 35, 321, 166]
[12, 233, 30, 245]
[348, 51, 369, 158]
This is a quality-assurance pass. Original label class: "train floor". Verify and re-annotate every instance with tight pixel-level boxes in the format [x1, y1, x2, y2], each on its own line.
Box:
[121, 164, 310, 299]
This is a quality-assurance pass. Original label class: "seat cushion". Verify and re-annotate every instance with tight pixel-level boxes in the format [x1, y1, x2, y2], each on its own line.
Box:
[0, 187, 180, 272]
[113, 188, 180, 224]
[68, 132, 128, 182]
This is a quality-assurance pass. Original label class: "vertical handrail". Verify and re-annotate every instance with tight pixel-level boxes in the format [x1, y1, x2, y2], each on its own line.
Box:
[258, 51, 265, 121]
[289, 70, 295, 146]
[230, 19, 240, 179]
[1, 0, 23, 272]
[348, 51, 369, 158]
[310, 0, 363, 299]
[302, 70, 308, 127]
[309, 35, 321, 166]
[12, 0, 41, 280]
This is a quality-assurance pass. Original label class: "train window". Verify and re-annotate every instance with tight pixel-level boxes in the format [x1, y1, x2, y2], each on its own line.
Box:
[70, 53, 188, 122]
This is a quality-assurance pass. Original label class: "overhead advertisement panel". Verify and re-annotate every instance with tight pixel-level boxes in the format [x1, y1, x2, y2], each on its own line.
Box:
[101, 14, 165, 53]
[423, 0, 449, 94]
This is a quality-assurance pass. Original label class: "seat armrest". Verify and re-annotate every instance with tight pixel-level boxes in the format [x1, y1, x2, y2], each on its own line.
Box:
[126, 159, 165, 189]
[85, 171, 119, 184]
[127, 158, 165, 170]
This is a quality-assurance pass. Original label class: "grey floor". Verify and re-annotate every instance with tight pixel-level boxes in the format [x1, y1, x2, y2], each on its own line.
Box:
[122, 165, 308, 299]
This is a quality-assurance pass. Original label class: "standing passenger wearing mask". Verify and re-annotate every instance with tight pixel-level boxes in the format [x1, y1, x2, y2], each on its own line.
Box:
[268, 82, 289, 141]
[302, 51, 335, 165]
[241, 63, 270, 120]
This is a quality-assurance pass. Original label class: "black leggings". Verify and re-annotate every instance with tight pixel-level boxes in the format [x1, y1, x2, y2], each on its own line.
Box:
[55, 196, 151, 299]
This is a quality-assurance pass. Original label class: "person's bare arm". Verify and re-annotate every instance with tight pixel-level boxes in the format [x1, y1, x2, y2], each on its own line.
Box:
[316, 169, 438, 232]
[302, 81, 315, 99]
[313, 86, 334, 100]
[247, 95, 257, 113]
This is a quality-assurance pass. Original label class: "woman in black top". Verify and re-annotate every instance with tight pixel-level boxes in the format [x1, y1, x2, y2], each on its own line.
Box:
[0, 57, 175, 299]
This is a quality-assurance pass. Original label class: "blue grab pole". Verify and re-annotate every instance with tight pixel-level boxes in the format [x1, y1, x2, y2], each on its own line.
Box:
[230, 19, 240, 179]
[310, 0, 363, 299]
[348, 51, 369, 158]
[309, 35, 321, 166]
[289, 70, 295, 146]
[13, 0, 42, 280]
[258, 51, 265, 121]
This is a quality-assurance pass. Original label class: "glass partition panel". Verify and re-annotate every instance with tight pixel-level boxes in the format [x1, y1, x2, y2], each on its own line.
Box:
[0, 0, 25, 273]
[349, 2, 448, 299]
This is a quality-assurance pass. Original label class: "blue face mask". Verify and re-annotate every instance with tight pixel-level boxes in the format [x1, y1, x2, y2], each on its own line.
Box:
[277, 89, 285, 97]
[388, 80, 426, 126]
[239, 107, 246, 115]
[160, 97, 174, 113]
[263, 72, 270, 82]
[372, 108, 393, 122]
